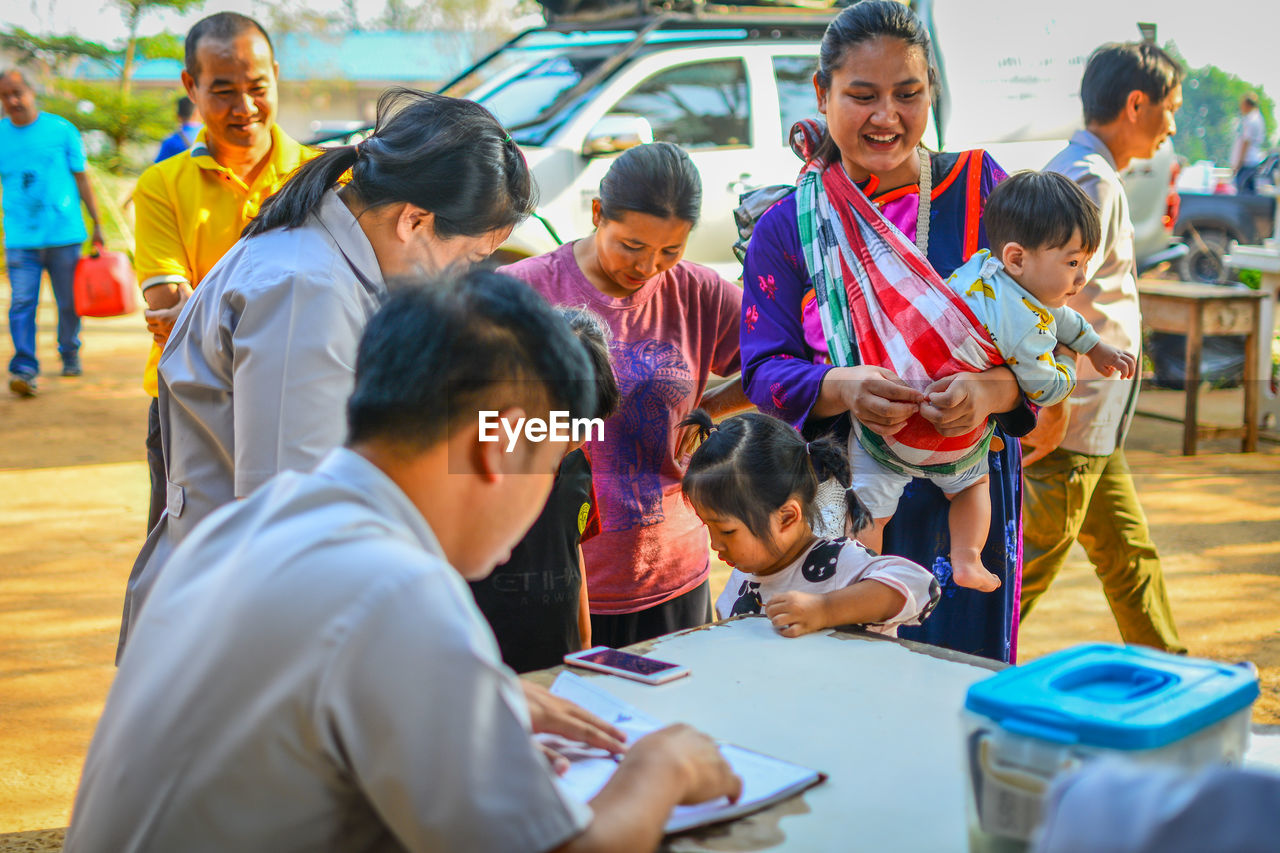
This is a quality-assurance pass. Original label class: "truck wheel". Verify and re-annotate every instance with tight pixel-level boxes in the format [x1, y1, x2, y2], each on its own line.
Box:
[1176, 228, 1231, 284]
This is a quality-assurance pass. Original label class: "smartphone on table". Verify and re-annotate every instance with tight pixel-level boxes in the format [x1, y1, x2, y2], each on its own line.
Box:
[563, 646, 690, 685]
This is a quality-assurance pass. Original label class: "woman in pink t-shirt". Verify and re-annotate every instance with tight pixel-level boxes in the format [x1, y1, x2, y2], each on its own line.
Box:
[502, 142, 750, 647]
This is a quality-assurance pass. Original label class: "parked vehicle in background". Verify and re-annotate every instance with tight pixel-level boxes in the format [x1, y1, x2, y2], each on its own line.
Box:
[310, 0, 1184, 278]
[1174, 154, 1279, 282]
[1175, 192, 1276, 283]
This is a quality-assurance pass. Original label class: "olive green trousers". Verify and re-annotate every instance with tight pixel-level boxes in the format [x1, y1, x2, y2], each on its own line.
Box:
[1020, 446, 1186, 654]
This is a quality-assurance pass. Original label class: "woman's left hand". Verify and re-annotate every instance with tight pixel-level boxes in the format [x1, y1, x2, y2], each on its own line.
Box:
[919, 367, 1020, 436]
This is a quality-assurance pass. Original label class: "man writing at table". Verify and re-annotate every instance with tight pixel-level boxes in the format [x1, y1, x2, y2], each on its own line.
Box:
[66, 273, 740, 853]
[1020, 41, 1187, 654]
[134, 11, 313, 533]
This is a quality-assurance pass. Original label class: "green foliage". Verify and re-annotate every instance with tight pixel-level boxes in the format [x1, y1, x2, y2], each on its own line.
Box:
[1173, 53, 1276, 165]
[44, 83, 177, 173]
[373, 0, 536, 31]
[1239, 269, 1262, 289]
[256, 0, 343, 37]
[0, 28, 115, 68]
[131, 32, 185, 62]
[116, 0, 205, 16]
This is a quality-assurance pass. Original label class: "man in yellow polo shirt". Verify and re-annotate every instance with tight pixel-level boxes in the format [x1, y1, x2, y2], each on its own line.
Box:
[136, 11, 315, 533]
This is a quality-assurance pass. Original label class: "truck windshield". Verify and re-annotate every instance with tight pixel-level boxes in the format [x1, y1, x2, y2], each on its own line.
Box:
[441, 28, 747, 146]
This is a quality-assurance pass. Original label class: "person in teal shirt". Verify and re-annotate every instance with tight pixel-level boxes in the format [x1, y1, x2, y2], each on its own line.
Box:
[0, 68, 103, 396]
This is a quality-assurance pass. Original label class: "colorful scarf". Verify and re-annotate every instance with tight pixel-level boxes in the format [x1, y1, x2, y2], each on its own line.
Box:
[790, 120, 1002, 477]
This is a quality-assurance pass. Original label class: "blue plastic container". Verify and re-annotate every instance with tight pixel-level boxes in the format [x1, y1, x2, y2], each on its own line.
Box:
[961, 644, 1258, 851]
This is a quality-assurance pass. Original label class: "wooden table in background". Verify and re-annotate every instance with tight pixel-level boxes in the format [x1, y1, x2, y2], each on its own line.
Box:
[1137, 280, 1265, 455]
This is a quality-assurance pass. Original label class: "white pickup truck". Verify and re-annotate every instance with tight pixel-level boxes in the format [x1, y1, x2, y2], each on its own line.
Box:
[317, 0, 1183, 278]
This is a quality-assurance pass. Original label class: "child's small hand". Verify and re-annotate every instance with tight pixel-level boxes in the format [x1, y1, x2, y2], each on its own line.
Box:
[764, 591, 829, 638]
[1086, 343, 1136, 379]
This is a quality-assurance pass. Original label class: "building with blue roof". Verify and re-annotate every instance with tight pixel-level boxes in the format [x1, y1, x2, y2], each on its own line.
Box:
[67, 30, 492, 141]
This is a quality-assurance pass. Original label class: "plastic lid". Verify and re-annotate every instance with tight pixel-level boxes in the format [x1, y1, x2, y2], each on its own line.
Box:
[964, 644, 1259, 750]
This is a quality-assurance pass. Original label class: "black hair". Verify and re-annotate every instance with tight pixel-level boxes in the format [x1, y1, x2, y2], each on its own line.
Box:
[558, 306, 620, 420]
[244, 88, 535, 240]
[176, 96, 195, 120]
[598, 141, 701, 225]
[679, 410, 870, 544]
[185, 12, 274, 80]
[811, 0, 937, 169]
[983, 171, 1101, 257]
[1081, 42, 1184, 126]
[347, 270, 596, 452]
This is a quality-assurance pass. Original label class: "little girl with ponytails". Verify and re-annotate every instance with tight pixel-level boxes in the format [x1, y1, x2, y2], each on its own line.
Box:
[680, 410, 939, 638]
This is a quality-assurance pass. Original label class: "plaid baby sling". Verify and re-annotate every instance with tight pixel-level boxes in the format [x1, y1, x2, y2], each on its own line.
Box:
[793, 128, 1003, 478]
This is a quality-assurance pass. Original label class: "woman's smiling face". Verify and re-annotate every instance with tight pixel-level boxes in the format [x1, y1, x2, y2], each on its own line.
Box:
[815, 35, 932, 185]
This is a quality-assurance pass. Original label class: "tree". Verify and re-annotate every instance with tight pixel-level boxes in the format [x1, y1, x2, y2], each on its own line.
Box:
[374, 0, 540, 33]
[1172, 52, 1275, 166]
[1, 0, 203, 173]
[42, 84, 174, 173]
[113, 0, 203, 91]
[252, 0, 342, 39]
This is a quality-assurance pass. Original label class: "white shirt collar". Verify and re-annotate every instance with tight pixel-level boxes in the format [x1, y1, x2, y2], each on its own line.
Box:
[1069, 129, 1120, 174]
[314, 189, 385, 293]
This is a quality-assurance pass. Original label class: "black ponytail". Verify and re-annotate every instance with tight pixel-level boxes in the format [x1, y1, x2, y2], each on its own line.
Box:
[678, 408, 717, 445]
[244, 88, 536, 239]
[804, 436, 870, 535]
[680, 410, 867, 540]
[243, 145, 358, 238]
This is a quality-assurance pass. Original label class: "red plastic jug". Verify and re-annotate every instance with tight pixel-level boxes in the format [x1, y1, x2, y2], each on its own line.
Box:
[74, 242, 137, 317]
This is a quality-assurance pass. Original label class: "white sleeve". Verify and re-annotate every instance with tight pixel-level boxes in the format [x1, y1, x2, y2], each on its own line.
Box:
[317, 563, 591, 853]
[1246, 113, 1266, 146]
[230, 265, 366, 497]
[838, 544, 939, 628]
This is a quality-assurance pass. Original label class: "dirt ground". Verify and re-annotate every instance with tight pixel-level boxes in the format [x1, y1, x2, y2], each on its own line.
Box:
[1, 288, 1279, 840]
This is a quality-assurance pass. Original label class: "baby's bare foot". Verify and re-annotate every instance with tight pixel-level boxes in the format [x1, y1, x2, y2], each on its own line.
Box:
[951, 558, 1002, 592]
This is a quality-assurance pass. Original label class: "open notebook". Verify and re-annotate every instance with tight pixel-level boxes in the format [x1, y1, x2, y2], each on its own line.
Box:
[547, 671, 825, 834]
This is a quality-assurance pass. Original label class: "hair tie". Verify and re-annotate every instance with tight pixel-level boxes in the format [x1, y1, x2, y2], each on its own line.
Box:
[803, 441, 812, 455]
[502, 133, 513, 145]
[353, 140, 364, 160]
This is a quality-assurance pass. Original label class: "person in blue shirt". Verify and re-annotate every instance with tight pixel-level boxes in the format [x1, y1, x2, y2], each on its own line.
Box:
[0, 68, 103, 396]
[154, 96, 201, 162]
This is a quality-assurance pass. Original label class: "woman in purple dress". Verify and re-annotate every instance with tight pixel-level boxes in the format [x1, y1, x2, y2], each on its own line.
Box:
[740, 1, 1032, 662]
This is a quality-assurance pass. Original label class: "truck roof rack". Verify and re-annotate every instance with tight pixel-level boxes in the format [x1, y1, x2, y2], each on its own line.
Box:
[540, 0, 844, 26]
